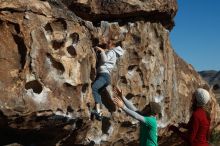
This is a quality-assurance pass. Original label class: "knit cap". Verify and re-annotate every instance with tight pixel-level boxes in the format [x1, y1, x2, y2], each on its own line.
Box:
[195, 88, 210, 106]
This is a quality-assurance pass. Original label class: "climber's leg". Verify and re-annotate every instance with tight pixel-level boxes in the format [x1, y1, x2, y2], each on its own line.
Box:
[92, 73, 110, 120]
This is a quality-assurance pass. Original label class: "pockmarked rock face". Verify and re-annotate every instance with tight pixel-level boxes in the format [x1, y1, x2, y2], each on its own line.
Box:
[0, 0, 219, 145]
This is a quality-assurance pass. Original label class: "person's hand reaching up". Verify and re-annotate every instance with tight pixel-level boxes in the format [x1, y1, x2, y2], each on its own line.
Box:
[113, 96, 124, 108]
[113, 86, 123, 100]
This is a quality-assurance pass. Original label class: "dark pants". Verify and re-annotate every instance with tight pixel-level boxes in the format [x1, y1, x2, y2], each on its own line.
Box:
[92, 73, 111, 104]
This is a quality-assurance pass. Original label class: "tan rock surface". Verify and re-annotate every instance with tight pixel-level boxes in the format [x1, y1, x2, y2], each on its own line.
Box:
[61, 0, 177, 30]
[199, 70, 220, 103]
[0, 0, 219, 145]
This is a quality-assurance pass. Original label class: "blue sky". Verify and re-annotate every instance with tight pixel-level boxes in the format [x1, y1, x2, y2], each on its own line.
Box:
[170, 0, 220, 71]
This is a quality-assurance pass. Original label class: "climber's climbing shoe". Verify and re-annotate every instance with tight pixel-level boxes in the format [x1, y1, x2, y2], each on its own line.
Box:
[91, 109, 103, 121]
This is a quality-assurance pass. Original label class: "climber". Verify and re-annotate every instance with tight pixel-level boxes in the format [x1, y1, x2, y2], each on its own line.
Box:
[169, 88, 211, 146]
[113, 86, 161, 146]
[91, 38, 124, 120]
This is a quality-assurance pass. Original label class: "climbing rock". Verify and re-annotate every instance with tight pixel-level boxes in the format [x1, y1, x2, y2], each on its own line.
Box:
[0, 0, 219, 145]
[199, 70, 220, 103]
[61, 0, 178, 30]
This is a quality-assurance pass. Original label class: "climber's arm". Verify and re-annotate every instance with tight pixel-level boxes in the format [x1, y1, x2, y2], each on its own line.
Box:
[95, 46, 107, 62]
